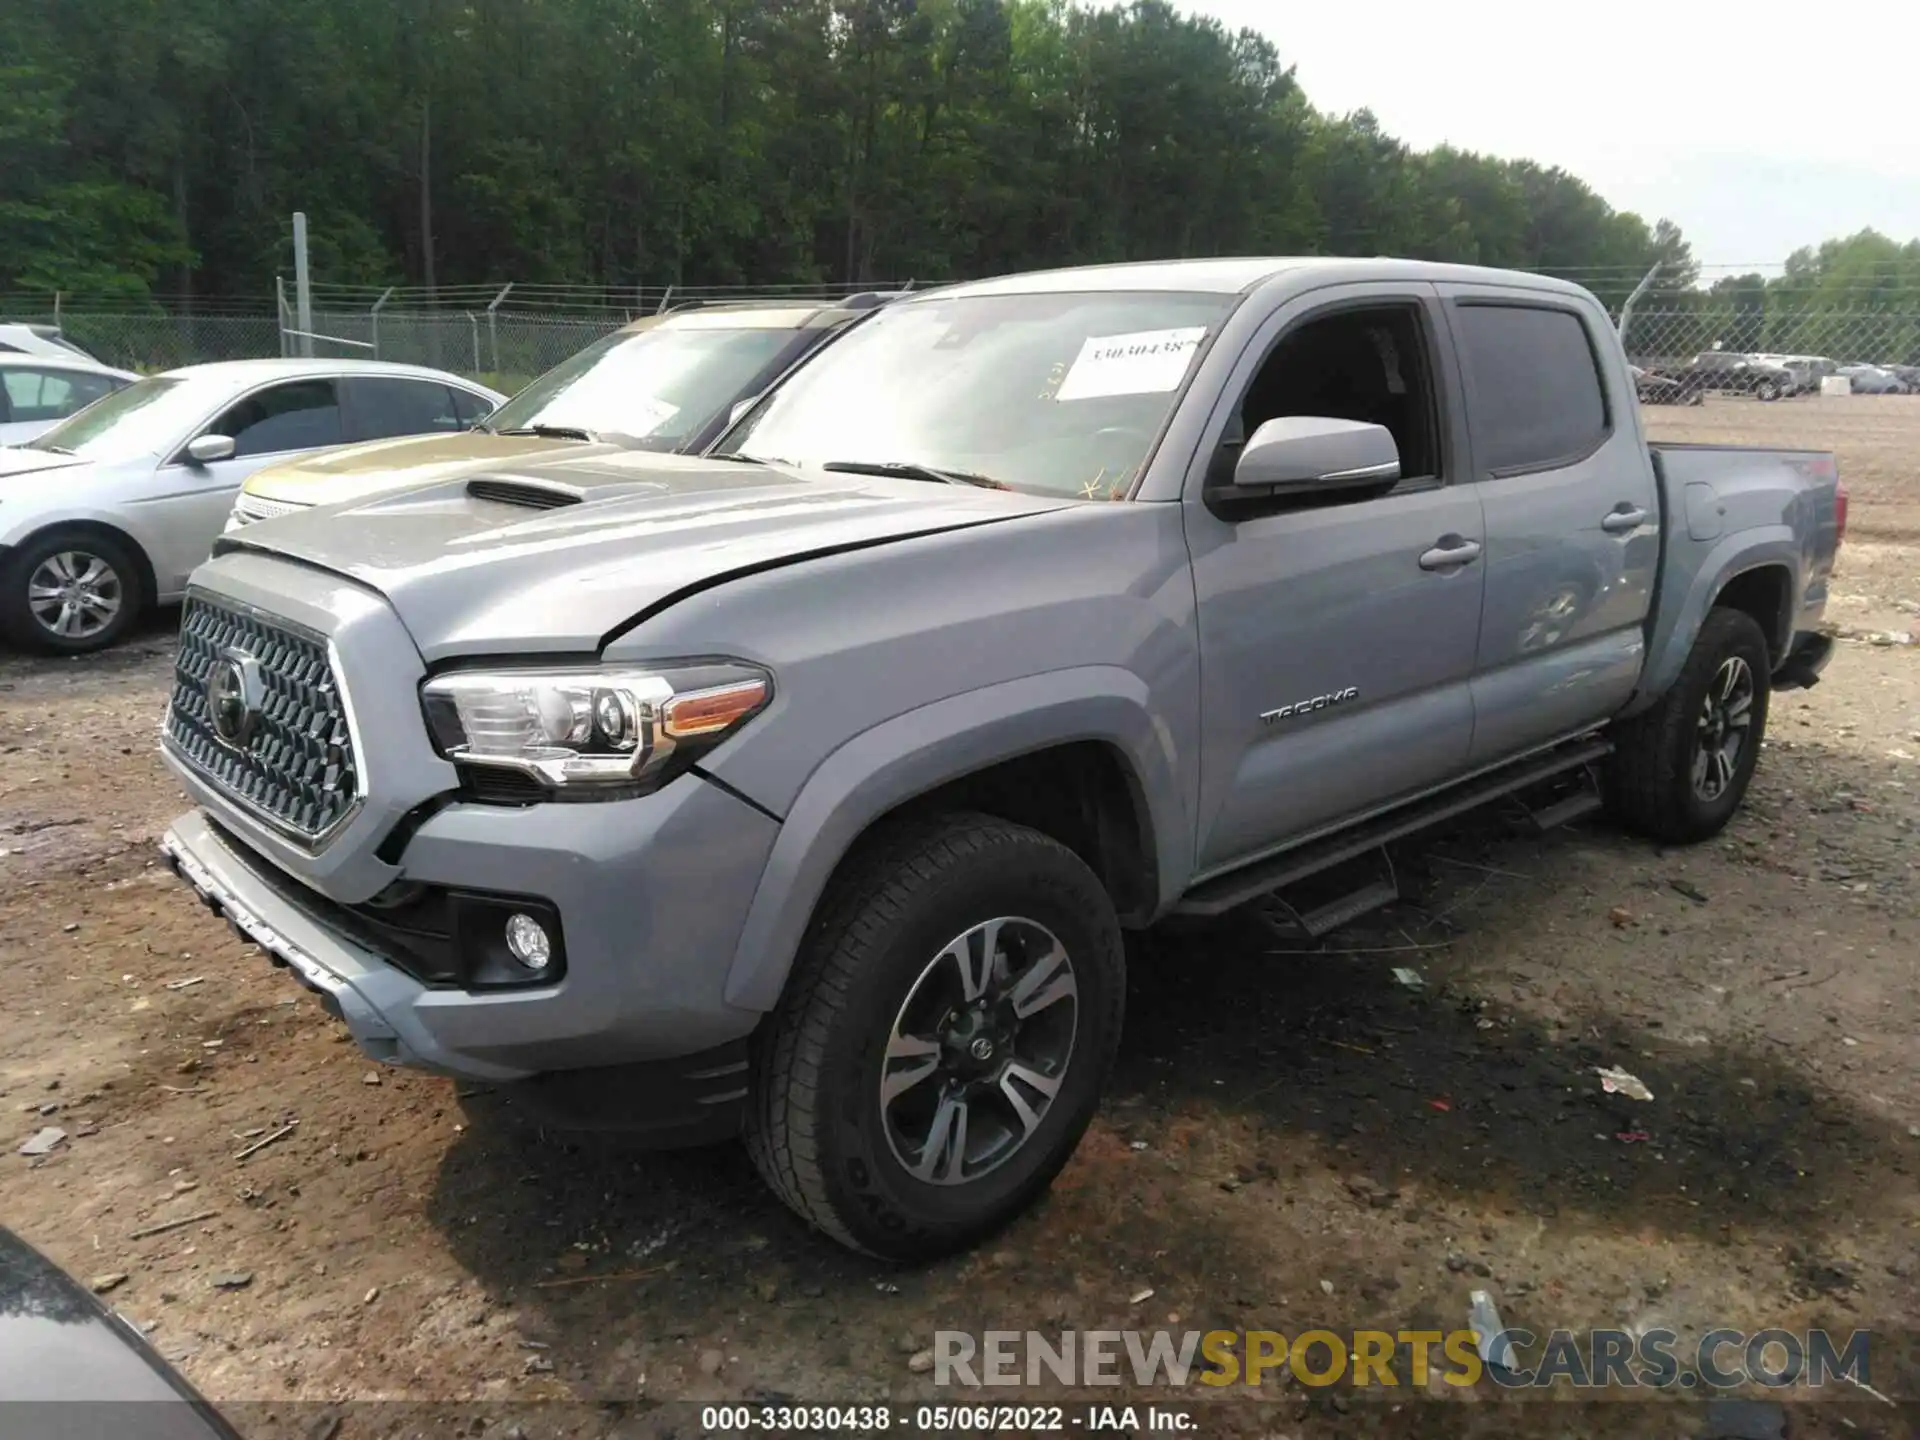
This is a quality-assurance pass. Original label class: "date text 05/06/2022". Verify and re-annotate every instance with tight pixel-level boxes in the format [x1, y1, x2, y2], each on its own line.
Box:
[698, 1403, 1196, 1434]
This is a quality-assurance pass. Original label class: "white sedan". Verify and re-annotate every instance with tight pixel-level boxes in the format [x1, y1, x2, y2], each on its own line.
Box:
[0, 358, 503, 653]
[0, 354, 139, 446]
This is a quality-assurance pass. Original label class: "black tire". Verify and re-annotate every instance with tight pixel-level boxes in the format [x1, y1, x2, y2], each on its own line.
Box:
[0, 528, 145, 655]
[744, 812, 1125, 1261]
[1754, 379, 1780, 402]
[1606, 607, 1772, 844]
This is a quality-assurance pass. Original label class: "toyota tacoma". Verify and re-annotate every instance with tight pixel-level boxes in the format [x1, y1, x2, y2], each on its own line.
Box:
[158, 258, 1843, 1260]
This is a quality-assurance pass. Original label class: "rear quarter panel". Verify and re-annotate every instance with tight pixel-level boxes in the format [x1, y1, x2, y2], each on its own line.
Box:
[1626, 443, 1839, 714]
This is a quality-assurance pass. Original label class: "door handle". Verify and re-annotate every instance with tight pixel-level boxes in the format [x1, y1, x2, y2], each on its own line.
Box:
[1418, 538, 1482, 571]
[1601, 506, 1649, 534]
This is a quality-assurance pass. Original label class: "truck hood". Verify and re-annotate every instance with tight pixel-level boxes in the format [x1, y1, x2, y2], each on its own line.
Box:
[215, 450, 1075, 659]
[244, 432, 620, 506]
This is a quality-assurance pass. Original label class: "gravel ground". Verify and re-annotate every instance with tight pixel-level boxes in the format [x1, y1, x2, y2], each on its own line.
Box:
[2, 395, 1917, 1439]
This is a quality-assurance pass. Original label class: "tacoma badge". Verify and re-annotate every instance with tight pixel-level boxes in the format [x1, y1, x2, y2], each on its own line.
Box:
[1261, 686, 1359, 726]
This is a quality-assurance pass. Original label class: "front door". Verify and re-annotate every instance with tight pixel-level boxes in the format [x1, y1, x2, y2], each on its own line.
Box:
[1184, 284, 1486, 876]
[147, 378, 346, 588]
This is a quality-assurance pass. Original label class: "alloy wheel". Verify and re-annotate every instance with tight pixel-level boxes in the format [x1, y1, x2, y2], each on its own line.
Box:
[26, 550, 123, 641]
[1692, 655, 1754, 802]
[879, 916, 1079, 1186]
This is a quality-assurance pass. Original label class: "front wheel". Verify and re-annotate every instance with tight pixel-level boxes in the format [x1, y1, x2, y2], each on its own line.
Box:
[1606, 607, 1772, 843]
[1, 529, 145, 654]
[1754, 379, 1781, 402]
[744, 813, 1125, 1260]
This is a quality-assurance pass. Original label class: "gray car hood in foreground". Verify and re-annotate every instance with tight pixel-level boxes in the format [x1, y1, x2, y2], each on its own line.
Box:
[214, 450, 1077, 660]
[0, 446, 90, 479]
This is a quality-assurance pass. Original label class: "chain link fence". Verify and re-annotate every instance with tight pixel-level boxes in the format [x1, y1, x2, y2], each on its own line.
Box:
[0, 282, 922, 390]
[9, 280, 1919, 403]
[1622, 309, 1920, 399]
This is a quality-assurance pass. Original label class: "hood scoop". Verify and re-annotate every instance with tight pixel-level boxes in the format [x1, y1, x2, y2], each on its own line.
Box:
[465, 476, 583, 510]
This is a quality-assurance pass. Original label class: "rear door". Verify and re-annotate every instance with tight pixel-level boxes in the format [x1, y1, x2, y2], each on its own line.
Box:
[1183, 282, 1486, 874]
[340, 376, 469, 441]
[1436, 287, 1659, 765]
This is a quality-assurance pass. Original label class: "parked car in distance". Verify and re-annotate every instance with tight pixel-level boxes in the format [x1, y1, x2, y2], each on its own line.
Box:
[1685, 350, 1793, 401]
[1631, 363, 1703, 406]
[225, 295, 895, 529]
[0, 354, 138, 445]
[0, 1224, 243, 1438]
[1751, 353, 1833, 396]
[0, 359, 504, 653]
[1836, 362, 1905, 395]
[0, 321, 107, 364]
[1889, 364, 1920, 393]
[161, 257, 1842, 1262]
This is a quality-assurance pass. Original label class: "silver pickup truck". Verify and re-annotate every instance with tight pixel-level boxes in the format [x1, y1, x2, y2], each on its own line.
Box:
[157, 258, 1844, 1260]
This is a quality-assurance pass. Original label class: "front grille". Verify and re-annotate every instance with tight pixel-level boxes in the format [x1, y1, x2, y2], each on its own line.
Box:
[166, 596, 360, 844]
[231, 492, 308, 526]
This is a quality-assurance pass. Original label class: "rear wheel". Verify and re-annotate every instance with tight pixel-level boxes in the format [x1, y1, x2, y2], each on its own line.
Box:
[1754, 379, 1781, 402]
[1, 529, 145, 654]
[1606, 607, 1772, 843]
[744, 813, 1125, 1260]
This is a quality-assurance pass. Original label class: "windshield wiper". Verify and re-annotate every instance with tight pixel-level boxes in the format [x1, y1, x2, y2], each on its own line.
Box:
[821, 459, 1007, 490]
[28, 444, 74, 455]
[496, 424, 596, 442]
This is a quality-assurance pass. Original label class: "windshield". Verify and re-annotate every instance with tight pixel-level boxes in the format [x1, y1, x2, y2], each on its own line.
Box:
[717, 291, 1235, 497]
[25, 376, 207, 459]
[484, 323, 799, 448]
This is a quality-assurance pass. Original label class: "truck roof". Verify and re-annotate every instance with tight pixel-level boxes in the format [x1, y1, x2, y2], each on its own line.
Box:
[933, 256, 1594, 300]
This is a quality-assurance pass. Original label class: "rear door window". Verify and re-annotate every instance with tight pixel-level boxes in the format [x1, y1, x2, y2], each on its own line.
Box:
[3, 368, 122, 422]
[1454, 304, 1609, 476]
[343, 377, 467, 441]
[449, 386, 495, 425]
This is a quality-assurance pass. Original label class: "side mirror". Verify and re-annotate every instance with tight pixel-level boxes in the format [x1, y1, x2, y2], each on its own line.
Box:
[1217, 416, 1400, 502]
[186, 433, 236, 465]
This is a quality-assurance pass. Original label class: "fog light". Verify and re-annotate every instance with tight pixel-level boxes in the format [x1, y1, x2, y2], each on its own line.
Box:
[503, 912, 552, 971]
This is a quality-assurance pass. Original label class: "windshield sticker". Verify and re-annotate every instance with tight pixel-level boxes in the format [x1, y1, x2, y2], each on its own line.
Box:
[627, 396, 681, 434]
[1054, 327, 1207, 401]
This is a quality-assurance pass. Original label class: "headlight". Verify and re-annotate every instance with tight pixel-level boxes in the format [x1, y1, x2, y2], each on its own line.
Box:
[421, 661, 771, 795]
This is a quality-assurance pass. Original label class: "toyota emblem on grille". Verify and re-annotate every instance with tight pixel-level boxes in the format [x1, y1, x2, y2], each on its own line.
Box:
[206, 647, 266, 750]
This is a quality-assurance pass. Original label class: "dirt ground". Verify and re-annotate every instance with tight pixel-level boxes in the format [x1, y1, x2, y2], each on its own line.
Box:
[3, 395, 1918, 1439]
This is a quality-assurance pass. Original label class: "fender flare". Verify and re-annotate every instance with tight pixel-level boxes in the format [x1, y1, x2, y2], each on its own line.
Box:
[1626, 525, 1798, 716]
[721, 666, 1192, 1012]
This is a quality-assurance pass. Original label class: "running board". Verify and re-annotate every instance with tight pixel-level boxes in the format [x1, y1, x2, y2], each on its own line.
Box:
[1175, 736, 1613, 919]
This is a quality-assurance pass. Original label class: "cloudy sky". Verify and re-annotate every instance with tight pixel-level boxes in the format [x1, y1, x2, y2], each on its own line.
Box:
[1178, 0, 1920, 267]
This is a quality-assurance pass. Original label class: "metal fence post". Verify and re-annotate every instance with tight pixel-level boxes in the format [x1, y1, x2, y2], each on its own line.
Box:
[655, 285, 674, 315]
[1617, 263, 1661, 354]
[486, 283, 513, 374]
[292, 212, 314, 357]
[276, 277, 289, 356]
[369, 286, 395, 360]
[468, 312, 480, 375]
